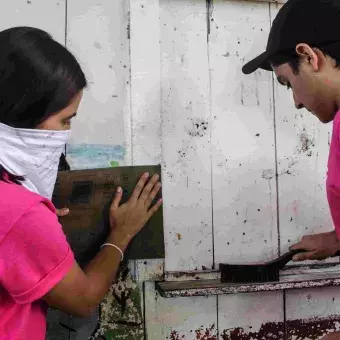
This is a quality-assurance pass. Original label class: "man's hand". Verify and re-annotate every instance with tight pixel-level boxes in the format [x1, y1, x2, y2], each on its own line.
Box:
[290, 230, 340, 261]
[56, 208, 70, 217]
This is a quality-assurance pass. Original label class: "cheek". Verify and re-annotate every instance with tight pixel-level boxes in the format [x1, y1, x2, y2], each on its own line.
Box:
[291, 80, 315, 107]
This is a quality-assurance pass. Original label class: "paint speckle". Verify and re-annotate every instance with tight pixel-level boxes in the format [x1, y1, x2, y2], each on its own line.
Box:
[255, 133, 260, 137]
[262, 169, 275, 180]
[299, 129, 315, 153]
[176, 233, 182, 241]
[240, 83, 244, 105]
[188, 119, 208, 138]
[127, 24, 130, 39]
[94, 41, 102, 49]
[27, 0, 32, 3]
[223, 52, 230, 57]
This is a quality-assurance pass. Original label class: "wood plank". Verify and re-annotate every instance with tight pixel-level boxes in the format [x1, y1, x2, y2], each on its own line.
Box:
[208, 1, 284, 338]
[130, 0, 161, 166]
[66, 1, 143, 339]
[129, 0, 166, 282]
[0, 0, 65, 44]
[160, 0, 213, 271]
[286, 287, 340, 339]
[66, 0, 132, 165]
[144, 282, 217, 339]
[218, 292, 284, 339]
[210, 0, 278, 265]
[143, 2, 217, 337]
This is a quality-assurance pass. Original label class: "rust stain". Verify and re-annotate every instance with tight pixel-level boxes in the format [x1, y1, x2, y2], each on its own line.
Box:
[176, 233, 182, 240]
[287, 315, 340, 339]
[215, 315, 340, 340]
[220, 322, 284, 340]
[167, 325, 217, 340]
[168, 330, 185, 340]
[194, 324, 217, 339]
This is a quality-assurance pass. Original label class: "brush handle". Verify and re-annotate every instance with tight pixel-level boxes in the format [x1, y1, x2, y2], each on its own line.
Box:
[268, 249, 340, 270]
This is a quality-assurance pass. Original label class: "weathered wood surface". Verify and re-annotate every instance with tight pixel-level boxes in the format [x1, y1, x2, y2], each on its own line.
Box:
[2, 0, 340, 339]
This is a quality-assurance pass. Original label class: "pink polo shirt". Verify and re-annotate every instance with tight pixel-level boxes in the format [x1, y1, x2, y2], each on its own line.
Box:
[0, 180, 74, 339]
[327, 110, 340, 240]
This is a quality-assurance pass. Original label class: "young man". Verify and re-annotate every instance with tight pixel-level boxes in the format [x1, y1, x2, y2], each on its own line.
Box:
[243, 1, 340, 338]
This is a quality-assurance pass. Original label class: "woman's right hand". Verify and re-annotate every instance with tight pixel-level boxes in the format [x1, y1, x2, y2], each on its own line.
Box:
[107, 172, 163, 249]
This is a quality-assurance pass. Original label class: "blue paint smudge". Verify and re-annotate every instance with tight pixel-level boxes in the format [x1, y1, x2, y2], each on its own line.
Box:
[66, 143, 126, 170]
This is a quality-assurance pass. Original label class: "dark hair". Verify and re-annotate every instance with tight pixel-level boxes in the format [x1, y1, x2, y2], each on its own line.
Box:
[0, 26, 87, 183]
[270, 43, 340, 75]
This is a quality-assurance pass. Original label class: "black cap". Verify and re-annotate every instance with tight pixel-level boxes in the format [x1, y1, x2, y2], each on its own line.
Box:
[242, 0, 340, 74]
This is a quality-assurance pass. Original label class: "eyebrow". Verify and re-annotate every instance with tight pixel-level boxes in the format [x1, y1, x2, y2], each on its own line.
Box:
[65, 112, 77, 120]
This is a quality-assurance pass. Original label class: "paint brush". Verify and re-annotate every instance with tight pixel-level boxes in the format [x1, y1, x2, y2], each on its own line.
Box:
[219, 249, 340, 283]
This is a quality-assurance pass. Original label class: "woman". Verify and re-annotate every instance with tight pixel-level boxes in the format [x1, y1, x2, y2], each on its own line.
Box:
[0, 26, 162, 339]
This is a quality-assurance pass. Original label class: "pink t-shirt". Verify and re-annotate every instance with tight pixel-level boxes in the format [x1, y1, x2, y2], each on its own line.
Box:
[327, 110, 340, 239]
[0, 181, 74, 339]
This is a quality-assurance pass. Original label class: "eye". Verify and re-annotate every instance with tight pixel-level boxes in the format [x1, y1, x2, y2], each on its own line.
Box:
[286, 83, 291, 90]
[63, 120, 71, 127]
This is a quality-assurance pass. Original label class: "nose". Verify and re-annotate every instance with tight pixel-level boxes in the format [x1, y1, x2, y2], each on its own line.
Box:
[293, 92, 304, 110]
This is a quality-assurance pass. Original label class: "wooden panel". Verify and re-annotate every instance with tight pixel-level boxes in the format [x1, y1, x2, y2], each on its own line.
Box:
[286, 287, 340, 339]
[144, 282, 217, 340]
[219, 292, 284, 339]
[0, 0, 65, 44]
[210, 0, 278, 265]
[129, 0, 165, 279]
[130, 0, 161, 166]
[160, 0, 213, 272]
[66, 0, 131, 164]
[209, 1, 284, 338]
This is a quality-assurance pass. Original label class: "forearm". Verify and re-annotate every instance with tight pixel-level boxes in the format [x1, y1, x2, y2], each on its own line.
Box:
[83, 231, 131, 308]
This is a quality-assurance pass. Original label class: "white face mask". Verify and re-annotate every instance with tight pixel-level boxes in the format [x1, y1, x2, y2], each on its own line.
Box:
[0, 122, 70, 200]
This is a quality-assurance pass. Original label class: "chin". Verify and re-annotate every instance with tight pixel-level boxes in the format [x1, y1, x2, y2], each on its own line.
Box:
[313, 109, 337, 124]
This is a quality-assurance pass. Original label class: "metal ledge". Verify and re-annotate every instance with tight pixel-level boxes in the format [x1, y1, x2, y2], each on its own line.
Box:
[156, 263, 340, 298]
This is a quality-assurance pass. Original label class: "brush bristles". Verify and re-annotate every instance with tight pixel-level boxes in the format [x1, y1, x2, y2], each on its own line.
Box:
[220, 272, 280, 284]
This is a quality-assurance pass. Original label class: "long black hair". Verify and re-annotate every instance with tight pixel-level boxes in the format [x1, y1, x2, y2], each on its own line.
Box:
[0, 26, 87, 183]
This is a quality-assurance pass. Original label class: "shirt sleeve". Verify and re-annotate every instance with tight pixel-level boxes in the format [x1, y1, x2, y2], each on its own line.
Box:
[0, 202, 75, 304]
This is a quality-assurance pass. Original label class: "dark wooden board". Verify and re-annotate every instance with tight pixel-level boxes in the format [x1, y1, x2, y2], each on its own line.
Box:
[52, 165, 164, 267]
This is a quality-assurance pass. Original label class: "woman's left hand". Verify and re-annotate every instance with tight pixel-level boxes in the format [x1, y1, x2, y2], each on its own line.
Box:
[56, 208, 70, 217]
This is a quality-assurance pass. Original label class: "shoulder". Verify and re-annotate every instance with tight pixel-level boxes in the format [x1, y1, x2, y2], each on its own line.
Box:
[0, 181, 56, 240]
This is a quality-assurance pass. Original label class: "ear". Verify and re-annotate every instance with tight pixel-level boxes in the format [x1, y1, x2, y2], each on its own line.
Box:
[295, 43, 320, 71]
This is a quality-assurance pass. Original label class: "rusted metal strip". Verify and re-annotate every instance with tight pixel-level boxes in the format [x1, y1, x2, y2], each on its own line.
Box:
[242, 0, 286, 3]
[157, 264, 340, 297]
